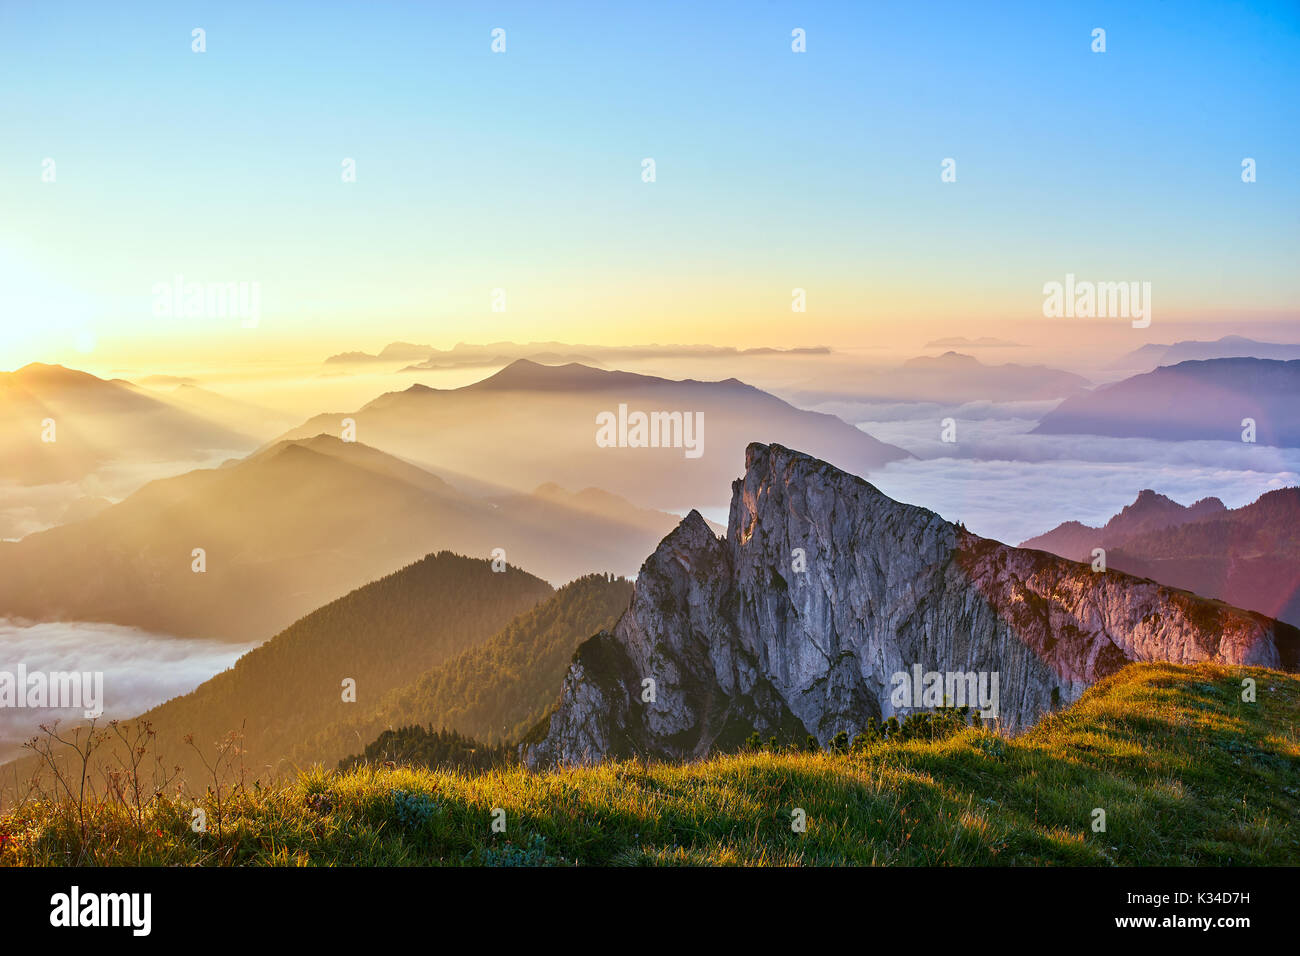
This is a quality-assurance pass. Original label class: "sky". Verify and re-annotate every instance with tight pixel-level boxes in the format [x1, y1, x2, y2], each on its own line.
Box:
[1, 0, 1297, 368]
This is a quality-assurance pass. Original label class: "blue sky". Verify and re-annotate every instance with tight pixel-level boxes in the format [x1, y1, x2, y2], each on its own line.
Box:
[0, 0, 1296, 363]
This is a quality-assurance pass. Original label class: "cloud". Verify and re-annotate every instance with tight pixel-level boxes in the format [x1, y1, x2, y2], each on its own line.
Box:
[810, 399, 1063, 425]
[0, 621, 253, 761]
[856, 414, 1300, 545]
[857, 414, 1300, 468]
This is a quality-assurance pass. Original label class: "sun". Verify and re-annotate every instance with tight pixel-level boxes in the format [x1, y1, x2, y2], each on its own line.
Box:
[0, 249, 100, 370]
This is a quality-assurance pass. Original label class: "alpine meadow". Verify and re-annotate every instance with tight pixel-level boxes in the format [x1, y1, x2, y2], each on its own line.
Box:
[1, 0, 1296, 942]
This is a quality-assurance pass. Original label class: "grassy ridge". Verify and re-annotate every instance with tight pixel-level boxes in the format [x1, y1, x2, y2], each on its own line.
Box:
[3, 662, 1296, 866]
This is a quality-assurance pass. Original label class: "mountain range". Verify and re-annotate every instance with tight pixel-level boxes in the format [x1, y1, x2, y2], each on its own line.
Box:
[144, 382, 301, 441]
[1107, 335, 1300, 371]
[9, 442, 1297, 793]
[923, 337, 1024, 349]
[0, 434, 684, 640]
[0, 363, 255, 485]
[1021, 487, 1300, 627]
[789, 351, 1089, 406]
[273, 359, 911, 510]
[1020, 489, 1228, 558]
[1033, 358, 1300, 445]
[325, 341, 832, 366]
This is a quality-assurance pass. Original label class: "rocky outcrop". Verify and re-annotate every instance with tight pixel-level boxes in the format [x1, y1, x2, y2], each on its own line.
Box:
[525, 444, 1300, 768]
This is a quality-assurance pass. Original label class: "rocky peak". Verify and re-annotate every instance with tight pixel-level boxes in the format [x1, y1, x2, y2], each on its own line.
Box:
[525, 444, 1299, 768]
[1101, 488, 1228, 541]
[1188, 496, 1228, 518]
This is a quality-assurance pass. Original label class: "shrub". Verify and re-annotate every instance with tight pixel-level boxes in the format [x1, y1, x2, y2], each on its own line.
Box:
[390, 789, 439, 830]
[480, 833, 550, 867]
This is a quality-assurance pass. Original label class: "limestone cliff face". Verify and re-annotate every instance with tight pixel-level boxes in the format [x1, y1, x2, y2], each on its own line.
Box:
[525, 444, 1299, 768]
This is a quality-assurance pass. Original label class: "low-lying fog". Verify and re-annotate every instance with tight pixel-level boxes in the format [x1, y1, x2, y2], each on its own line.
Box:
[0, 621, 255, 763]
[855, 411, 1300, 545]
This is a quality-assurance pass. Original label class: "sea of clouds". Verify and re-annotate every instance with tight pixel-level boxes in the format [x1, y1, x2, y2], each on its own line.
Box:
[847, 407, 1300, 546]
[0, 621, 254, 762]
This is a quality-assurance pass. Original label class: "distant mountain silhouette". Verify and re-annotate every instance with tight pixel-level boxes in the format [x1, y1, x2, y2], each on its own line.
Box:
[1034, 361, 1300, 447]
[790, 351, 1088, 405]
[1020, 489, 1228, 561]
[1033, 358, 1300, 445]
[273, 359, 910, 511]
[147, 383, 300, 440]
[400, 351, 602, 372]
[1021, 488, 1300, 626]
[0, 363, 255, 484]
[923, 337, 1024, 349]
[325, 341, 831, 365]
[0, 435, 687, 640]
[136, 374, 198, 387]
[379, 341, 438, 360]
[1108, 335, 1300, 371]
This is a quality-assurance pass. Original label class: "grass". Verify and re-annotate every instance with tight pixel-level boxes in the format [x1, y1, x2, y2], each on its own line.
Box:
[2, 662, 1296, 866]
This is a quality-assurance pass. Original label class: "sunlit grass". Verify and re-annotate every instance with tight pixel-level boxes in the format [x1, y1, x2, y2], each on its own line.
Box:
[2, 662, 1296, 866]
